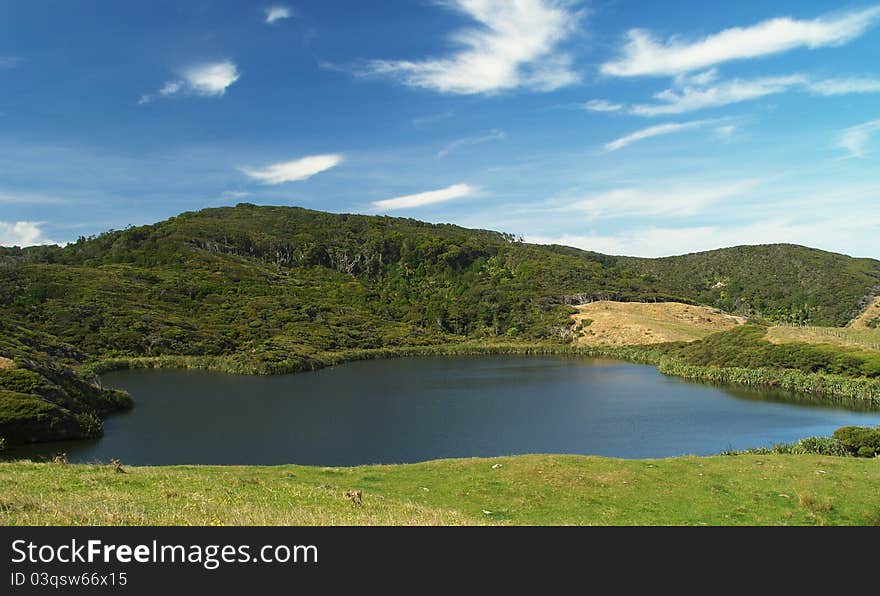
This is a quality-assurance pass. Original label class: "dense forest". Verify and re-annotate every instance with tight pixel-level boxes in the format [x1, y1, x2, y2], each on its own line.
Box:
[1, 204, 879, 443]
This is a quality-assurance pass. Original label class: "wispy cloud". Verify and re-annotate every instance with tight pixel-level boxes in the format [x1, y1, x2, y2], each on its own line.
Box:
[562, 179, 758, 219]
[265, 5, 294, 24]
[838, 119, 880, 158]
[0, 221, 56, 247]
[809, 76, 880, 96]
[630, 75, 806, 116]
[438, 129, 506, 158]
[365, 0, 581, 94]
[524, 215, 880, 258]
[412, 111, 454, 129]
[0, 191, 68, 204]
[0, 56, 23, 69]
[629, 73, 880, 116]
[239, 154, 343, 185]
[139, 60, 240, 104]
[601, 6, 880, 77]
[373, 183, 475, 210]
[583, 99, 623, 112]
[604, 120, 716, 151]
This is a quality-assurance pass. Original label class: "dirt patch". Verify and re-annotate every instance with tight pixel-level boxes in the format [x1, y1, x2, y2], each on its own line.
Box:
[852, 296, 880, 329]
[571, 301, 746, 346]
[0, 357, 16, 370]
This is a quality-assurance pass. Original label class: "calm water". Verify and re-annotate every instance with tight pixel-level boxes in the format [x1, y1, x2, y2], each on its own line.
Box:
[8, 356, 880, 465]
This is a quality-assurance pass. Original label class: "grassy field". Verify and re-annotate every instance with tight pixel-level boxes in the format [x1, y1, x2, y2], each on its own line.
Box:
[571, 301, 746, 346]
[766, 326, 880, 352]
[2, 454, 879, 526]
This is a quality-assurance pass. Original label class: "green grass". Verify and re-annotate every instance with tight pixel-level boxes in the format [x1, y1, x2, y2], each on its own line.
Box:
[2, 454, 879, 526]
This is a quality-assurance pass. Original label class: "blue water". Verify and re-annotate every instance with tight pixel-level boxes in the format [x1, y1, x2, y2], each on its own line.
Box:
[8, 356, 880, 465]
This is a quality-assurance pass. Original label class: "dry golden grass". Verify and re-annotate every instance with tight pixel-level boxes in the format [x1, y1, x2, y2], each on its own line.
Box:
[852, 296, 880, 329]
[766, 326, 880, 352]
[570, 301, 746, 346]
[0, 357, 16, 370]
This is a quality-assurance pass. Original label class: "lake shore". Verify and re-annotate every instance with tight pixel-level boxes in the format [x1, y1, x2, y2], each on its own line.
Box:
[81, 341, 880, 406]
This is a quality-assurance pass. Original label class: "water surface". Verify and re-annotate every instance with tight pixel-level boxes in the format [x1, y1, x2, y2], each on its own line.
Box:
[8, 356, 880, 465]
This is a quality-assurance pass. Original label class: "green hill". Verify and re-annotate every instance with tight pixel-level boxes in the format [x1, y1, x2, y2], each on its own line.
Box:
[1, 204, 879, 444]
[622, 245, 880, 326]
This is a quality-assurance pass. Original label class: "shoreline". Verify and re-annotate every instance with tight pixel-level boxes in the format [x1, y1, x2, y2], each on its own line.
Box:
[81, 342, 880, 407]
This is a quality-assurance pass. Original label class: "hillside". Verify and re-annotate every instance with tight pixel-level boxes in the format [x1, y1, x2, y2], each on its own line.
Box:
[571, 301, 746, 346]
[0, 320, 131, 443]
[621, 245, 880, 327]
[2, 204, 880, 444]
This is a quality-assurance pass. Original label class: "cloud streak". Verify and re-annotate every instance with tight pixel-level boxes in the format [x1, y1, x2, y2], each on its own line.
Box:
[602, 6, 880, 77]
[365, 0, 581, 94]
[631, 74, 806, 116]
[604, 120, 716, 151]
[239, 154, 344, 184]
[562, 179, 758, 219]
[627, 73, 880, 116]
[373, 183, 475, 210]
[838, 119, 880, 158]
[438, 130, 506, 158]
[583, 99, 623, 112]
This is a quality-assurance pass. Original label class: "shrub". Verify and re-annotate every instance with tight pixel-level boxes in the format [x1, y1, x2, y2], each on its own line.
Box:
[833, 426, 880, 457]
[75, 412, 104, 438]
[789, 436, 849, 457]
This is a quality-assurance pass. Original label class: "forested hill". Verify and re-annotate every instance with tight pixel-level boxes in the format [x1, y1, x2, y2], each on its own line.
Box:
[2, 204, 878, 357]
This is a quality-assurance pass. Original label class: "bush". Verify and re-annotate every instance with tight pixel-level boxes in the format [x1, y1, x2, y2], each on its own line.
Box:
[833, 426, 880, 457]
[789, 436, 850, 457]
[723, 435, 849, 457]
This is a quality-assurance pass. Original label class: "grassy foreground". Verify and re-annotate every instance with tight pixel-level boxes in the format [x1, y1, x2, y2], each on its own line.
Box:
[2, 454, 879, 526]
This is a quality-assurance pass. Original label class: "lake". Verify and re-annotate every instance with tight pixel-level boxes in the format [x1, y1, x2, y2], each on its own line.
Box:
[8, 356, 880, 465]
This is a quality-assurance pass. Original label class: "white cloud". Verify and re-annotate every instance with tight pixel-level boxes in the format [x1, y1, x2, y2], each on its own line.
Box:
[838, 119, 880, 158]
[0, 221, 56, 247]
[630, 75, 806, 116]
[373, 183, 475, 210]
[366, 0, 581, 94]
[563, 179, 758, 219]
[583, 99, 623, 112]
[525, 216, 880, 258]
[265, 6, 294, 24]
[139, 61, 239, 103]
[183, 61, 240, 96]
[438, 129, 506, 158]
[239, 154, 343, 185]
[602, 6, 880, 77]
[809, 76, 880, 96]
[604, 120, 716, 151]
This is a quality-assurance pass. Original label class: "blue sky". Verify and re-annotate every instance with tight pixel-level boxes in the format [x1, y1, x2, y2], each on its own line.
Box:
[1, 1, 879, 257]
